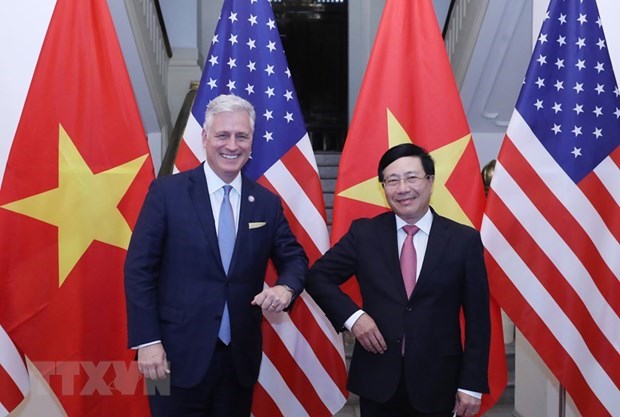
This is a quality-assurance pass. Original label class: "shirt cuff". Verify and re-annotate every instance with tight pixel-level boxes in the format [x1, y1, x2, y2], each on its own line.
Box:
[344, 310, 365, 331]
[131, 340, 162, 350]
[457, 388, 482, 399]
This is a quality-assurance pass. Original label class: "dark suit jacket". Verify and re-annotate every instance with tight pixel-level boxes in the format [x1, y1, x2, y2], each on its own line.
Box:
[306, 209, 490, 413]
[124, 164, 307, 388]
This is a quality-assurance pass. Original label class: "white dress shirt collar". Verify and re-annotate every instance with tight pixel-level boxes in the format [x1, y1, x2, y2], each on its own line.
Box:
[394, 207, 433, 233]
[203, 162, 243, 195]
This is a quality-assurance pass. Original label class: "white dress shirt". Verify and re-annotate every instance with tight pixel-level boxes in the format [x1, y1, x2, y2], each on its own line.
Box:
[203, 162, 242, 232]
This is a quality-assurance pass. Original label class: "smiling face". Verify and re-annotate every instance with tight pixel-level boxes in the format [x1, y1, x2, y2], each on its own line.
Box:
[202, 110, 253, 183]
[382, 156, 434, 224]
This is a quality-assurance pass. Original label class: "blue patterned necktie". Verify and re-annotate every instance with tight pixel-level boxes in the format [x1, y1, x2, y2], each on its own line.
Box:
[217, 185, 235, 345]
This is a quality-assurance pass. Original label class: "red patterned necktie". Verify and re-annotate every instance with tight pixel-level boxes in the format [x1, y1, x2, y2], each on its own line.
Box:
[401, 225, 420, 298]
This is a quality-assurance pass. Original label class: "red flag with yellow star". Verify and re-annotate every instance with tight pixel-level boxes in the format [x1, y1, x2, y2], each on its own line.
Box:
[0, 0, 152, 415]
[331, 0, 507, 414]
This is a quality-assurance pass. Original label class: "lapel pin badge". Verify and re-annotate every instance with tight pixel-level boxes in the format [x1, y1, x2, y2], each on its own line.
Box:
[248, 195, 255, 203]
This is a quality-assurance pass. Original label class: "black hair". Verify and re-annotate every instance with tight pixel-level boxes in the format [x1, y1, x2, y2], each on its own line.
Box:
[377, 143, 435, 182]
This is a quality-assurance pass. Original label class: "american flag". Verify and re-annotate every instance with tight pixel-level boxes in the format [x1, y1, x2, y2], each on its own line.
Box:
[174, 0, 348, 416]
[0, 325, 29, 416]
[481, 0, 619, 416]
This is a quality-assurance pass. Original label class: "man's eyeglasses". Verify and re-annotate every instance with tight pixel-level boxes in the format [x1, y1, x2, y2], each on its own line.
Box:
[382, 175, 432, 188]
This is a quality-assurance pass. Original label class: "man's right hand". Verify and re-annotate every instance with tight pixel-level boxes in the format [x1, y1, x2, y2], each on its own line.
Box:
[351, 313, 387, 354]
[137, 343, 170, 380]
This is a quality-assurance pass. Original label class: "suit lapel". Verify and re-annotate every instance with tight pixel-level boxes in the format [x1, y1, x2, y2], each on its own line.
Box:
[188, 164, 224, 272]
[229, 176, 255, 274]
[376, 213, 408, 299]
[416, 212, 449, 289]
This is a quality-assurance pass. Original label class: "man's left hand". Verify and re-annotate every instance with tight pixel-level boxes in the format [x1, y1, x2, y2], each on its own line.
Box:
[251, 285, 293, 312]
[453, 391, 481, 416]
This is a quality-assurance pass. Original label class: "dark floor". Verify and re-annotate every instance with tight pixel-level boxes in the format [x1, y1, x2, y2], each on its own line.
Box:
[334, 399, 515, 417]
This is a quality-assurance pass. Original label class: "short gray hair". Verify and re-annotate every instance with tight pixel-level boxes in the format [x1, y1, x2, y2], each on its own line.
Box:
[203, 94, 256, 133]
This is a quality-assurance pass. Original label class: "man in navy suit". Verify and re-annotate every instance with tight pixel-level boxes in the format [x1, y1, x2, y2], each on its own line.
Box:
[124, 94, 307, 417]
[306, 144, 490, 417]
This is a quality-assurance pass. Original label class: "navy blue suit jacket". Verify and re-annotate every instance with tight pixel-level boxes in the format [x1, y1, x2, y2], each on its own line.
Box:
[124, 164, 307, 388]
[306, 210, 490, 413]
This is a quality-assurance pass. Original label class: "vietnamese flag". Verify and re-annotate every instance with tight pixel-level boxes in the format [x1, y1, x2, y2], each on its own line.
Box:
[0, 0, 153, 416]
[331, 0, 507, 414]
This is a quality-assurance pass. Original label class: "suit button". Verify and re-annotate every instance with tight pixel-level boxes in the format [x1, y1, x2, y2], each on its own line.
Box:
[405, 306, 412, 312]
[395, 338, 402, 344]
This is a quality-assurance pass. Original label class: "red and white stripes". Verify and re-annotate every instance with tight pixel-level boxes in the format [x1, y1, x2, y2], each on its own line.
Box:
[481, 111, 620, 416]
[0, 325, 29, 417]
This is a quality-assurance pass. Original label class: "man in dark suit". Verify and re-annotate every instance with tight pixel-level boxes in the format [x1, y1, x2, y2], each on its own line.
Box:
[306, 143, 490, 417]
[124, 94, 307, 417]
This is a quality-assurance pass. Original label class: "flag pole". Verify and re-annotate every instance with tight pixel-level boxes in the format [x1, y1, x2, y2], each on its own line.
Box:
[558, 385, 566, 417]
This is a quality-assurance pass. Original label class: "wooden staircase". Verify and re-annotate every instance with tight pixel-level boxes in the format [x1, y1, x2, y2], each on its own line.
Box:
[316, 152, 341, 229]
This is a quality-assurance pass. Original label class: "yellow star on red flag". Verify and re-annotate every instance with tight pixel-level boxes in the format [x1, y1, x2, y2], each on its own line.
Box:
[338, 109, 474, 227]
[330, 1, 507, 412]
[1, 124, 147, 286]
